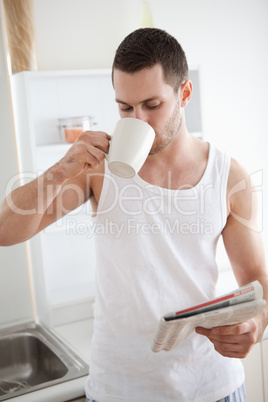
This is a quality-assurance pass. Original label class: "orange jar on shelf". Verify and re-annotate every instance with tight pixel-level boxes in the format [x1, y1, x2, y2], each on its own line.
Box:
[58, 116, 94, 143]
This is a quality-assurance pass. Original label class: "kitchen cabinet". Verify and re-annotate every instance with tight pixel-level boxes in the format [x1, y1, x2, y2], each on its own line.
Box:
[10, 69, 119, 327]
[10, 68, 202, 327]
[242, 335, 268, 402]
[242, 342, 264, 401]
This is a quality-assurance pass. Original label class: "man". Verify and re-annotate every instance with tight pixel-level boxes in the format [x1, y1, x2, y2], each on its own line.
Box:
[0, 28, 267, 401]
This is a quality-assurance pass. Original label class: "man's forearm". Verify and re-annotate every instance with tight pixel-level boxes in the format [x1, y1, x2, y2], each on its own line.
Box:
[0, 165, 68, 246]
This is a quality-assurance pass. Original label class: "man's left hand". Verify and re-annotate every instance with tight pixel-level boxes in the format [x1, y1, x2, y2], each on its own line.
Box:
[195, 318, 259, 358]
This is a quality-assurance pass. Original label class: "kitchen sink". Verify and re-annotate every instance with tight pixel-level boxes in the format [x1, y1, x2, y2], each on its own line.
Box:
[0, 322, 89, 400]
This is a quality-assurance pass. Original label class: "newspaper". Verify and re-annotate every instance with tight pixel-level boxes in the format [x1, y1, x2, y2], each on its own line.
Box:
[152, 281, 266, 353]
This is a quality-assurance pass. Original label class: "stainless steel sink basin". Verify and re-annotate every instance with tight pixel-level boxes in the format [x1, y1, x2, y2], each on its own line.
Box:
[0, 322, 89, 400]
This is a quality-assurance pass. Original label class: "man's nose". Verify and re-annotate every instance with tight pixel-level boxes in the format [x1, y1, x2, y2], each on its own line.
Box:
[133, 109, 148, 123]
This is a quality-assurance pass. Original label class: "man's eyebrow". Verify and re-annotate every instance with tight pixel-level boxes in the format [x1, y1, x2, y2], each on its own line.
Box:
[115, 99, 129, 105]
[115, 96, 160, 105]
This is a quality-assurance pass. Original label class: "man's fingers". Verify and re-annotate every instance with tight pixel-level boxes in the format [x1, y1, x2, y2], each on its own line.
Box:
[195, 320, 258, 358]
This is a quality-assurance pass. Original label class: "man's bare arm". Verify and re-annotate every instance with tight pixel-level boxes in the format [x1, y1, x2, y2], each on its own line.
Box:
[0, 131, 110, 246]
[196, 158, 268, 358]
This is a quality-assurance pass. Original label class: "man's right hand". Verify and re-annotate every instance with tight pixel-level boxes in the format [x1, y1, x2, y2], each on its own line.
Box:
[56, 130, 111, 180]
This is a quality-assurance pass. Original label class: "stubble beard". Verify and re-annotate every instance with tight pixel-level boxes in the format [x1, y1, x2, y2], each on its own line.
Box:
[149, 102, 182, 156]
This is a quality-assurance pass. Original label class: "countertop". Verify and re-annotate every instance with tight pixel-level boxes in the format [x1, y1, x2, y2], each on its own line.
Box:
[54, 318, 94, 364]
[9, 317, 268, 402]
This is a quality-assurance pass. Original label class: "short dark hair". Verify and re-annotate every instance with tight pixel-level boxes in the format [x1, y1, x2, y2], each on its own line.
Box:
[112, 28, 188, 91]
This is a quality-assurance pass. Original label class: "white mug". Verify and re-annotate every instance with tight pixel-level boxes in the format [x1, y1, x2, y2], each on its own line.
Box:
[106, 118, 155, 178]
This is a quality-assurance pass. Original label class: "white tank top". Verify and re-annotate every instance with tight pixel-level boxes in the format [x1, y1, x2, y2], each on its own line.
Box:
[85, 144, 245, 402]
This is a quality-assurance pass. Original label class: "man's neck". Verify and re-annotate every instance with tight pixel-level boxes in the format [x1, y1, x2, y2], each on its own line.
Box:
[139, 131, 209, 190]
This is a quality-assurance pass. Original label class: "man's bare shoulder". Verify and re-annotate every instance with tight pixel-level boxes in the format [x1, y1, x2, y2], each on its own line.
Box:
[227, 157, 252, 217]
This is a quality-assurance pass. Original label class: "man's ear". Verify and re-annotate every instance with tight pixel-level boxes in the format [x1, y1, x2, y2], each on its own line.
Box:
[180, 80, 192, 107]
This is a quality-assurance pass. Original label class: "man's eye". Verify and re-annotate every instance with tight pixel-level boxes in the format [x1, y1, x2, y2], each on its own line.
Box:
[120, 106, 133, 112]
[146, 104, 160, 110]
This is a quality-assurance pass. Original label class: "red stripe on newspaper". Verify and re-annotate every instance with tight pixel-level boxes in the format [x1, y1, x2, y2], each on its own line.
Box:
[175, 286, 254, 316]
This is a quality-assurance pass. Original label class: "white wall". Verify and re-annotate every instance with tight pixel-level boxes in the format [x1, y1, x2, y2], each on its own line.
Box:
[0, 6, 33, 329]
[33, 0, 268, 245]
[33, 0, 140, 70]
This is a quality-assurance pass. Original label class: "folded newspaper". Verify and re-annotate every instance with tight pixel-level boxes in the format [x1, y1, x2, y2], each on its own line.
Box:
[152, 280, 266, 353]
